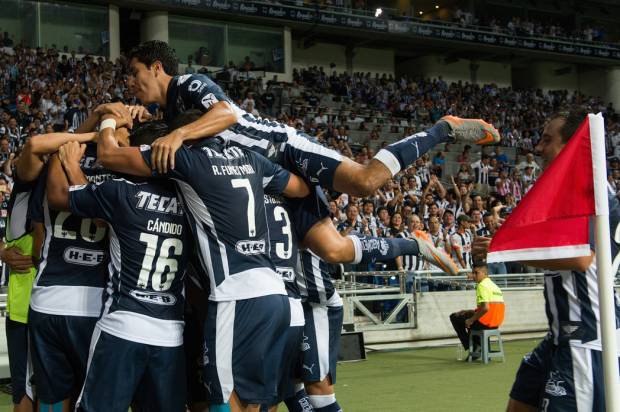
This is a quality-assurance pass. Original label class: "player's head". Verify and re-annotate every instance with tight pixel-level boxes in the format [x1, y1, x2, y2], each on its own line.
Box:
[129, 121, 169, 147]
[128, 41, 178, 104]
[537, 108, 587, 169]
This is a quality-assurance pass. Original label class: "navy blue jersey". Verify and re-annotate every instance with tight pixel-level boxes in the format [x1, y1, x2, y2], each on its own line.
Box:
[544, 185, 620, 349]
[30, 144, 117, 317]
[68, 178, 190, 346]
[140, 141, 289, 301]
[297, 250, 342, 307]
[264, 195, 300, 299]
[164, 74, 232, 124]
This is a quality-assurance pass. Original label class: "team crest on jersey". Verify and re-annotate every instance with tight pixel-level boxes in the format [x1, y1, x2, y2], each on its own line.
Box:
[129, 290, 176, 306]
[135, 191, 183, 216]
[235, 239, 266, 255]
[201, 93, 218, 110]
[63, 247, 105, 266]
[544, 371, 567, 397]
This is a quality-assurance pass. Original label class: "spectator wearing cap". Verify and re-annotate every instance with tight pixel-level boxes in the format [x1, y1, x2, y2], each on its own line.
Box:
[449, 260, 505, 357]
[450, 214, 473, 269]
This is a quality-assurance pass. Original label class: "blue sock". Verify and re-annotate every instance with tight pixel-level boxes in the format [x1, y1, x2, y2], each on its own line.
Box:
[40, 403, 63, 412]
[349, 235, 419, 264]
[285, 388, 315, 411]
[374, 120, 452, 175]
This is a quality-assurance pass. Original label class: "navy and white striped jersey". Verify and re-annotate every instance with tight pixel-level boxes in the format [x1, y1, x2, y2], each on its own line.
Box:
[140, 141, 289, 301]
[68, 179, 190, 347]
[264, 195, 305, 326]
[30, 145, 117, 317]
[450, 230, 473, 269]
[164, 73, 301, 162]
[264, 194, 300, 300]
[544, 186, 620, 350]
[297, 250, 342, 307]
[398, 232, 425, 271]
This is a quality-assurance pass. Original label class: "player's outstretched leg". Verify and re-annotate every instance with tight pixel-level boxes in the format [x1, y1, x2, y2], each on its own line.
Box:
[332, 117, 500, 196]
[302, 218, 459, 275]
[305, 379, 342, 412]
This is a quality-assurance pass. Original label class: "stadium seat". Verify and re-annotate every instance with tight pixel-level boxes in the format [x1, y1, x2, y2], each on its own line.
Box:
[467, 329, 505, 364]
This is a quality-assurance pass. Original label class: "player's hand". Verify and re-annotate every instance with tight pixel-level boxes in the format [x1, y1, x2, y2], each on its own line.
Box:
[150, 131, 183, 174]
[94, 102, 129, 119]
[126, 105, 152, 122]
[465, 318, 474, 328]
[100, 112, 133, 130]
[58, 141, 87, 169]
[1, 247, 34, 273]
[472, 236, 491, 260]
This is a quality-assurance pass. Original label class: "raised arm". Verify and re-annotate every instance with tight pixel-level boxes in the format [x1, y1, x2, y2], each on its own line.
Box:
[96, 117, 151, 177]
[150, 101, 238, 174]
[47, 142, 89, 211]
[17, 131, 97, 182]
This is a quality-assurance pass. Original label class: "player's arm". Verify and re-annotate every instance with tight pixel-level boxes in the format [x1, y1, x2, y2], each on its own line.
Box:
[150, 101, 237, 173]
[96, 116, 151, 177]
[282, 173, 310, 198]
[16, 131, 97, 182]
[46, 142, 88, 211]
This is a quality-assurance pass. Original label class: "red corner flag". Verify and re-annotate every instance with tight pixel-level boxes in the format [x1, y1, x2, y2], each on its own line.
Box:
[487, 116, 596, 263]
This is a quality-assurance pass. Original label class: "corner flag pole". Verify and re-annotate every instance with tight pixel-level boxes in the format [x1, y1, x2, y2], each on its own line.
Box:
[589, 113, 620, 411]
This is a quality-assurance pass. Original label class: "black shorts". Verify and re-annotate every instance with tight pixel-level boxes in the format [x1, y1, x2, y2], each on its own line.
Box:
[6, 318, 33, 404]
[28, 309, 97, 403]
[76, 327, 186, 412]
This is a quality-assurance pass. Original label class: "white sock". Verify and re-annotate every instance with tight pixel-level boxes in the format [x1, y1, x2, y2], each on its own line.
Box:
[308, 394, 336, 409]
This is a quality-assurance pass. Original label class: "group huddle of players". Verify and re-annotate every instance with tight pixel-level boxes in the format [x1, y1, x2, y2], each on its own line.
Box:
[6, 41, 501, 412]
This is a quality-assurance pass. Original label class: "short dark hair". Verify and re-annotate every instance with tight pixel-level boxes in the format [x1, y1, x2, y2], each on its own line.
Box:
[169, 109, 202, 131]
[130, 121, 168, 147]
[550, 108, 588, 143]
[129, 40, 178, 76]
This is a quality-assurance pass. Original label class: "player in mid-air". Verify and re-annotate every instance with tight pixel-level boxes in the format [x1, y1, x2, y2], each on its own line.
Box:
[46, 119, 192, 411]
[118, 40, 485, 276]
[474, 109, 620, 412]
[93, 109, 311, 412]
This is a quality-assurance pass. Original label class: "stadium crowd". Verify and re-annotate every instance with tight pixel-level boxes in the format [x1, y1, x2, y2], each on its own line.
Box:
[0, 44, 619, 276]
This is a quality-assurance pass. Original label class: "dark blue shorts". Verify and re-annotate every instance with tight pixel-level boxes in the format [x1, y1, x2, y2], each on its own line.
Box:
[203, 294, 291, 405]
[28, 309, 97, 403]
[269, 325, 304, 406]
[287, 186, 331, 243]
[76, 327, 186, 412]
[510, 333, 612, 411]
[6, 318, 33, 404]
[282, 132, 343, 191]
[300, 302, 343, 384]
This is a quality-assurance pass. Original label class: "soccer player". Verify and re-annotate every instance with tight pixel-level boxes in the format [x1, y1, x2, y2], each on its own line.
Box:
[3, 162, 44, 412]
[16, 130, 116, 412]
[124, 41, 468, 275]
[474, 110, 620, 412]
[93, 110, 311, 412]
[296, 250, 344, 412]
[46, 135, 191, 412]
[262, 194, 309, 411]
